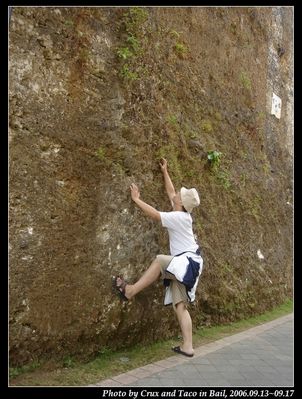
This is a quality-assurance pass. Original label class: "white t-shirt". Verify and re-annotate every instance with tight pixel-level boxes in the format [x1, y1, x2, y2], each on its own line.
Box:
[159, 211, 199, 256]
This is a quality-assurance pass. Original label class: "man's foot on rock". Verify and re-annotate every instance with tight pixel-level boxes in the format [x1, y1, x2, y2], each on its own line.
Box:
[113, 276, 129, 301]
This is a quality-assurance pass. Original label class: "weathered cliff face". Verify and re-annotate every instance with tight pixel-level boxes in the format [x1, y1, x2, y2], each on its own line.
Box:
[9, 7, 293, 367]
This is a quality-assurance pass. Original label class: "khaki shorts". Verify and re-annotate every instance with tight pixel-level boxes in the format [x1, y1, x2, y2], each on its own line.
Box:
[156, 254, 189, 308]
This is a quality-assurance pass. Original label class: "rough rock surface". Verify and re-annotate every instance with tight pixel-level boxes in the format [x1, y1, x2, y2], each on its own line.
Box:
[9, 7, 293, 367]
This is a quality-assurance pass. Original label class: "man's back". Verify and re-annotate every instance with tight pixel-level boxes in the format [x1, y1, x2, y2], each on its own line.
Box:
[160, 211, 199, 256]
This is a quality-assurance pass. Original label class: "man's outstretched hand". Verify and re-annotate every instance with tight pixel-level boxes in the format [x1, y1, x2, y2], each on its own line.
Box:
[129, 183, 160, 221]
[160, 158, 168, 173]
[130, 183, 140, 201]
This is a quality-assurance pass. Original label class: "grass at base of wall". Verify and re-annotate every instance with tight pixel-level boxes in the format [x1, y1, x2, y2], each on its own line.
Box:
[10, 299, 293, 386]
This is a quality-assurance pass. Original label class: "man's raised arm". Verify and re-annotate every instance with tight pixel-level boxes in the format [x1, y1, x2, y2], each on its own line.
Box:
[160, 158, 176, 204]
[130, 183, 161, 221]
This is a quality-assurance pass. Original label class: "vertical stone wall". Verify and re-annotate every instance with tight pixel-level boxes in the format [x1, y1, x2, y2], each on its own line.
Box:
[9, 7, 293, 367]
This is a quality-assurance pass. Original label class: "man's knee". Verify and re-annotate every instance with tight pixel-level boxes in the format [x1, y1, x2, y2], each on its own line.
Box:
[174, 301, 186, 312]
[155, 255, 167, 275]
[156, 254, 173, 266]
[153, 256, 162, 267]
[156, 254, 166, 265]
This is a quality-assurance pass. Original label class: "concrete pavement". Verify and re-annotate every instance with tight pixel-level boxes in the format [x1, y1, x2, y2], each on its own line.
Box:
[91, 313, 293, 387]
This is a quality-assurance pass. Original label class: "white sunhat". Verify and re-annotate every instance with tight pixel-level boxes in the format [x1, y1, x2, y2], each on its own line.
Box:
[180, 187, 200, 213]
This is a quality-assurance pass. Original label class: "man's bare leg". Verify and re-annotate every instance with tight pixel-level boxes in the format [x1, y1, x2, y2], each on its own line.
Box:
[116, 258, 162, 300]
[174, 301, 194, 355]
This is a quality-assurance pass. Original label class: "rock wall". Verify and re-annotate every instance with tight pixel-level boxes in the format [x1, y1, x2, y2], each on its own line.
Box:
[9, 7, 293, 367]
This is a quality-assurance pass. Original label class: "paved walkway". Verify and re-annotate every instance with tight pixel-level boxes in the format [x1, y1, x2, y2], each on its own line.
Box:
[91, 314, 293, 387]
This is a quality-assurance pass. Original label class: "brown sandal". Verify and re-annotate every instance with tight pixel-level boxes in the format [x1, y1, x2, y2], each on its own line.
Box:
[113, 276, 128, 301]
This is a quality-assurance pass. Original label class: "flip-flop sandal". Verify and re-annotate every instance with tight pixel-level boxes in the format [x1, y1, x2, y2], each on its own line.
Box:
[112, 276, 129, 301]
[172, 346, 194, 357]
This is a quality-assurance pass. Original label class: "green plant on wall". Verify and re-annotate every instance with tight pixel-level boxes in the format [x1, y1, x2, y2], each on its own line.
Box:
[175, 42, 188, 56]
[62, 356, 76, 369]
[214, 111, 222, 121]
[120, 64, 138, 80]
[64, 19, 74, 27]
[117, 46, 134, 60]
[167, 114, 178, 126]
[250, 194, 262, 221]
[9, 360, 41, 379]
[207, 150, 222, 169]
[207, 150, 231, 189]
[170, 29, 181, 38]
[124, 7, 148, 34]
[95, 146, 106, 160]
[239, 71, 252, 90]
[126, 35, 141, 53]
[118, 8, 149, 82]
[201, 120, 213, 133]
[216, 169, 231, 190]
[169, 29, 189, 58]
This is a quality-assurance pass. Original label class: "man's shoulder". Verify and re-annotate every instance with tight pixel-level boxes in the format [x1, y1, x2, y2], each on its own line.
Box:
[174, 211, 191, 218]
[162, 210, 186, 216]
[161, 211, 191, 220]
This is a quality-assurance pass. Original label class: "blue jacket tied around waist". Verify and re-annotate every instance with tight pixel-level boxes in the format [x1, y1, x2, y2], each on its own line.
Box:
[163, 251, 203, 306]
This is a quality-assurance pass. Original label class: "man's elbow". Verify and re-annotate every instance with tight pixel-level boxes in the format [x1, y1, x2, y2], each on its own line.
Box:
[168, 191, 175, 202]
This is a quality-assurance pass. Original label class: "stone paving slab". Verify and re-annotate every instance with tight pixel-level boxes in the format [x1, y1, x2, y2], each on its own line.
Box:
[91, 313, 293, 387]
